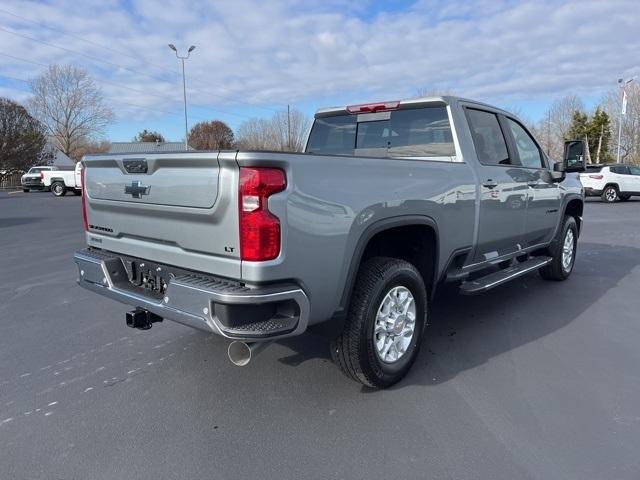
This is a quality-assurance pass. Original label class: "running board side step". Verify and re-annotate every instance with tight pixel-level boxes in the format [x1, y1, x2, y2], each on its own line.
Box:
[459, 256, 552, 295]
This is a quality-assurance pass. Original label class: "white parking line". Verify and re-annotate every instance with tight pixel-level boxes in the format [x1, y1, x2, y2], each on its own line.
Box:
[7, 191, 23, 195]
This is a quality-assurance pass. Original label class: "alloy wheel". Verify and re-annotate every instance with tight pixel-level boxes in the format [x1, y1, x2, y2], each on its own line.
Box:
[373, 286, 417, 364]
[562, 228, 575, 272]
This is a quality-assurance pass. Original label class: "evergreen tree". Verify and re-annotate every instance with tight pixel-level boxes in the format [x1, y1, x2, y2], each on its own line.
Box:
[565, 109, 612, 164]
[566, 111, 589, 141]
[588, 109, 612, 163]
[134, 129, 165, 143]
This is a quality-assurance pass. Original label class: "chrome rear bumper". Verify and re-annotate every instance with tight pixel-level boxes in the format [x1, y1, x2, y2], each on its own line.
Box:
[74, 248, 309, 341]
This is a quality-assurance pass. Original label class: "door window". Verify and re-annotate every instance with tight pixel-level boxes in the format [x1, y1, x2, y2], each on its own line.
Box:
[466, 109, 510, 166]
[506, 119, 544, 169]
[629, 166, 640, 176]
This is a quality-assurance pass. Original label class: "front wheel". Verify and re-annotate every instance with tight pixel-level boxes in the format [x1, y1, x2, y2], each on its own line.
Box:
[601, 185, 618, 203]
[330, 257, 427, 389]
[51, 181, 66, 197]
[540, 215, 578, 281]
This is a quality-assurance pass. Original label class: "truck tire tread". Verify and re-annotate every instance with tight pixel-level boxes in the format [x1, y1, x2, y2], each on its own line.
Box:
[539, 215, 577, 281]
[51, 181, 66, 197]
[330, 256, 427, 388]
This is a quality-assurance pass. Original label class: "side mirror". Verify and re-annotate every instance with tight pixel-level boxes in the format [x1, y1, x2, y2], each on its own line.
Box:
[563, 140, 586, 172]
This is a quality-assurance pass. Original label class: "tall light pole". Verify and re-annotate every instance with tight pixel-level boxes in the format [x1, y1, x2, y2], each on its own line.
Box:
[168, 44, 196, 150]
[616, 76, 634, 163]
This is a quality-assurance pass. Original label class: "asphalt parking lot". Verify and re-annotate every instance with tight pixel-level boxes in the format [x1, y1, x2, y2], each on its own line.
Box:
[1, 191, 640, 480]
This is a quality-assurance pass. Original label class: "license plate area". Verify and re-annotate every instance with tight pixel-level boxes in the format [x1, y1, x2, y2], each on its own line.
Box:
[122, 258, 173, 297]
[84, 248, 244, 301]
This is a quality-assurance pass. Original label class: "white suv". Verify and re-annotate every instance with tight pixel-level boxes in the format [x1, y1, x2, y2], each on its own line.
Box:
[579, 164, 640, 203]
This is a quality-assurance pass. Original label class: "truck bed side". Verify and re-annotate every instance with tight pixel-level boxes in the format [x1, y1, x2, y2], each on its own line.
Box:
[235, 151, 477, 324]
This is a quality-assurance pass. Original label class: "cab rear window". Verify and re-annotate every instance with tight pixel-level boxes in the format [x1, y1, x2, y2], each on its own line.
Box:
[306, 106, 455, 158]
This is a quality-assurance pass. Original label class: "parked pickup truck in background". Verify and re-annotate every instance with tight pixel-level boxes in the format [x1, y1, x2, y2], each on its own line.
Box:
[74, 96, 586, 388]
[42, 162, 82, 196]
[21, 165, 58, 192]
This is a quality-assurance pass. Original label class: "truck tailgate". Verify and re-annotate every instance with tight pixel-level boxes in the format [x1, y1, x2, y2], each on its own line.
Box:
[83, 152, 241, 278]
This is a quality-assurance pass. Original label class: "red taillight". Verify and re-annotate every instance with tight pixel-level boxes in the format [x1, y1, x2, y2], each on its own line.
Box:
[80, 166, 88, 231]
[588, 175, 604, 179]
[346, 100, 400, 114]
[239, 167, 286, 261]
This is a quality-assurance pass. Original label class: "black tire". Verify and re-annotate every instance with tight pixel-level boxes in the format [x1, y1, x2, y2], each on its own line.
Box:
[330, 257, 427, 388]
[22, 188, 29, 193]
[601, 185, 618, 203]
[51, 181, 66, 197]
[619, 194, 631, 202]
[540, 215, 578, 281]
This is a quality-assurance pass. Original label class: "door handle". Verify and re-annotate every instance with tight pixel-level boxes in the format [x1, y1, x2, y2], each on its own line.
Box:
[482, 179, 498, 189]
[527, 181, 539, 187]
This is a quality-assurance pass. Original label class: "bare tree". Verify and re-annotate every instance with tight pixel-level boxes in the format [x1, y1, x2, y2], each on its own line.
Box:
[236, 118, 274, 150]
[0, 97, 47, 184]
[28, 64, 113, 161]
[271, 109, 311, 152]
[75, 139, 111, 158]
[237, 108, 311, 152]
[188, 120, 235, 150]
[532, 95, 585, 160]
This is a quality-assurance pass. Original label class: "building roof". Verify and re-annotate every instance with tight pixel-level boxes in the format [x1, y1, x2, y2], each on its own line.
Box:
[52, 150, 75, 166]
[107, 142, 193, 154]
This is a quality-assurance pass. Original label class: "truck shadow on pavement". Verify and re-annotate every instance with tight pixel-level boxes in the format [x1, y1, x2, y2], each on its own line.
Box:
[397, 241, 640, 390]
[276, 242, 640, 391]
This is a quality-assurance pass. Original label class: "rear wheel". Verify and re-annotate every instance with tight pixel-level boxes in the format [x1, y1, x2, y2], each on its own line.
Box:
[601, 185, 618, 203]
[22, 188, 29, 193]
[330, 257, 427, 389]
[51, 181, 66, 197]
[540, 215, 578, 281]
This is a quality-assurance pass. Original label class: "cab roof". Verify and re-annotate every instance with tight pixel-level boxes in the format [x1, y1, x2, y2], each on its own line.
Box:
[314, 95, 511, 118]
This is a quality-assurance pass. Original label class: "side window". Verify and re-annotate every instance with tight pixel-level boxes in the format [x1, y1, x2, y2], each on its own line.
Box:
[611, 166, 630, 175]
[466, 109, 510, 166]
[506, 118, 544, 168]
[629, 166, 640, 176]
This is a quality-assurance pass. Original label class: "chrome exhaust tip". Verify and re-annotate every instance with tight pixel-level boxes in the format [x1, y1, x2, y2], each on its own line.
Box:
[227, 341, 269, 366]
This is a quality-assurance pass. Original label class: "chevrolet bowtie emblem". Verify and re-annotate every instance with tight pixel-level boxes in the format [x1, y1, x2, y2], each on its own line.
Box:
[124, 181, 151, 198]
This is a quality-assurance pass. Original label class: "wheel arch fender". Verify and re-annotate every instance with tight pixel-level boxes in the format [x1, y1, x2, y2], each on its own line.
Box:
[564, 195, 584, 234]
[339, 215, 440, 314]
[309, 215, 441, 340]
[546, 194, 583, 254]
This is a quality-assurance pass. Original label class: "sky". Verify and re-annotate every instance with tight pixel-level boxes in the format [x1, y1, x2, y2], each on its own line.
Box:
[0, 0, 638, 142]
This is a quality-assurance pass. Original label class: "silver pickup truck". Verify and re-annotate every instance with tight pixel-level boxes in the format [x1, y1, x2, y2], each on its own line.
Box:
[74, 96, 585, 388]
